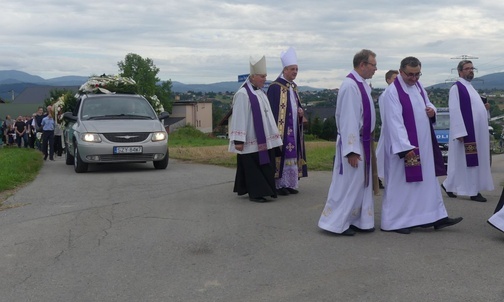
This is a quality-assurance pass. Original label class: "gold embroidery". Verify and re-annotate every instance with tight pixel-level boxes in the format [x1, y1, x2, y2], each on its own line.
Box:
[405, 154, 421, 167]
[464, 142, 477, 154]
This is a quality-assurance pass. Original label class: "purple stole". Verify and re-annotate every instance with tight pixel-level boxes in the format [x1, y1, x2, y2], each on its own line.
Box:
[394, 79, 446, 182]
[346, 73, 371, 187]
[455, 81, 479, 167]
[243, 83, 269, 165]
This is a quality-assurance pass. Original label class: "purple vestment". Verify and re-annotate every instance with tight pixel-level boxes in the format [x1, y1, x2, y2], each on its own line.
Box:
[455, 81, 479, 167]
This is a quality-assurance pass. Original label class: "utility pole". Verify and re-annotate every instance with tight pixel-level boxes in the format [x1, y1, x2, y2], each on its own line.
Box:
[451, 54, 479, 60]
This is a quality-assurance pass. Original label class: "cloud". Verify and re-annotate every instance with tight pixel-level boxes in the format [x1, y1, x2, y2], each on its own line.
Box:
[1, 0, 504, 89]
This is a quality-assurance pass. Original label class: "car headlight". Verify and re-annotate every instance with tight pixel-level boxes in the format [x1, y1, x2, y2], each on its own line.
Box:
[152, 131, 167, 142]
[81, 133, 102, 142]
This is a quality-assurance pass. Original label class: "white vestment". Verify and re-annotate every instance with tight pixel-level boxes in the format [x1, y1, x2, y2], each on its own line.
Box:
[489, 206, 504, 232]
[442, 78, 494, 196]
[228, 81, 283, 154]
[376, 92, 386, 179]
[379, 76, 447, 230]
[318, 70, 376, 233]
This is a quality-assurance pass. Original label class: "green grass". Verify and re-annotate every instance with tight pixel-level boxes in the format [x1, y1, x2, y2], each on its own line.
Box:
[0, 147, 44, 192]
[304, 142, 335, 171]
[169, 125, 336, 171]
[169, 126, 229, 147]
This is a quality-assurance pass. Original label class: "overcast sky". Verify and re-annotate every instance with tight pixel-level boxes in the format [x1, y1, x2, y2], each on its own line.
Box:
[2, 0, 504, 89]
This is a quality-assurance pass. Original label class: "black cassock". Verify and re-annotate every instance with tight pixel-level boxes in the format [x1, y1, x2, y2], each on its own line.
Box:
[233, 148, 279, 199]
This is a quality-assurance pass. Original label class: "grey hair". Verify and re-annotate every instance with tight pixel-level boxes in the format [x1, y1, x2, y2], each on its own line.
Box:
[353, 49, 376, 68]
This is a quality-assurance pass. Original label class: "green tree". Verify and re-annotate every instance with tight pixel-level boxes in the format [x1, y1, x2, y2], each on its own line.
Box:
[311, 116, 322, 137]
[319, 117, 337, 141]
[118, 53, 160, 97]
[156, 80, 174, 113]
[118, 53, 173, 113]
[44, 89, 77, 113]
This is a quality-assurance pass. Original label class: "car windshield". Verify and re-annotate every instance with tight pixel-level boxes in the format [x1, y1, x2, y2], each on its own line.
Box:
[433, 114, 450, 130]
[80, 96, 157, 120]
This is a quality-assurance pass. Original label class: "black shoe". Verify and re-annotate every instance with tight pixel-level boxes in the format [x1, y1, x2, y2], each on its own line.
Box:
[470, 193, 487, 202]
[487, 220, 504, 233]
[434, 217, 463, 230]
[379, 180, 385, 189]
[441, 184, 457, 198]
[285, 188, 299, 194]
[43, 155, 47, 161]
[350, 225, 375, 233]
[276, 188, 290, 196]
[340, 228, 356, 236]
[381, 228, 411, 234]
[249, 197, 268, 203]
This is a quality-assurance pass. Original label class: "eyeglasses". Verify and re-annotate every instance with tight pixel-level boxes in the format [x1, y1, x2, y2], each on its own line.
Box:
[402, 70, 422, 78]
[364, 61, 377, 68]
[462, 67, 477, 72]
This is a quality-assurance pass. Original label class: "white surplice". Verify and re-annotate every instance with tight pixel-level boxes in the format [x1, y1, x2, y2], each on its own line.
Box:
[379, 76, 447, 230]
[318, 70, 376, 233]
[376, 92, 386, 179]
[228, 81, 283, 154]
[442, 78, 494, 196]
[489, 207, 504, 232]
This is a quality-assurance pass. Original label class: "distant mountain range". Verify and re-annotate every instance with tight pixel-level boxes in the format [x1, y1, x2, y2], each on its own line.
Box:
[428, 72, 504, 90]
[1, 69, 503, 102]
[0, 70, 324, 102]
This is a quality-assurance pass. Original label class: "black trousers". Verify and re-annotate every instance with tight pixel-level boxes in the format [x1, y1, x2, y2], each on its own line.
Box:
[54, 135, 63, 156]
[42, 130, 55, 159]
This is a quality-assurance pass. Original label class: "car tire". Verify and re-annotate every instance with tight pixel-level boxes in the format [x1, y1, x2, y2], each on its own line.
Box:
[65, 142, 74, 165]
[74, 144, 88, 173]
[153, 148, 169, 169]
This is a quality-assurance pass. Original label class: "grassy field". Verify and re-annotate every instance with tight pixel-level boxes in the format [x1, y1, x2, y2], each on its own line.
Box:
[0, 147, 44, 206]
[169, 126, 335, 171]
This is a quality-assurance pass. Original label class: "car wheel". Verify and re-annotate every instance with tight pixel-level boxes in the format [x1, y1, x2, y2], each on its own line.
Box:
[74, 144, 88, 173]
[65, 141, 74, 165]
[153, 148, 169, 169]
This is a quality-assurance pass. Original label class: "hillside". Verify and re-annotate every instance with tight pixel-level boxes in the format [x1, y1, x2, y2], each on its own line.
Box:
[1, 69, 504, 102]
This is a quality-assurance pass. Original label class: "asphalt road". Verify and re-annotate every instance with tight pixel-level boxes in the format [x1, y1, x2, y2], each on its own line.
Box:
[1, 154, 504, 302]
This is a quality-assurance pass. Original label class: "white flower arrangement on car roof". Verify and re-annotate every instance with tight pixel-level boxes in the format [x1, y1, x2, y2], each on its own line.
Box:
[77, 75, 164, 114]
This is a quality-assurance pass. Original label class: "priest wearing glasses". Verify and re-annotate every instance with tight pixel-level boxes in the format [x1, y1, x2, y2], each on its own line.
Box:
[378, 56, 463, 234]
[441, 60, 493, 203]
[318, 49, 377, 236]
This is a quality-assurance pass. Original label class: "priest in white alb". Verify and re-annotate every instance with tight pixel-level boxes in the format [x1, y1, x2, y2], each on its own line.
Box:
[379, 56, 463, 234]
[441, 60, 494, 202]
[318, 49, 377, 236]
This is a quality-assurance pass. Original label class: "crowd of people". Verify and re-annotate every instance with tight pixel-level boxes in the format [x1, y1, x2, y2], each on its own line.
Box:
[227, 47, 504, 236]
[1, 105, 63, 160]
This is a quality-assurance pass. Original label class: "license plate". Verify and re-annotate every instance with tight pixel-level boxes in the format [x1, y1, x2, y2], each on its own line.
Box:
[113, 146, 143, 154]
